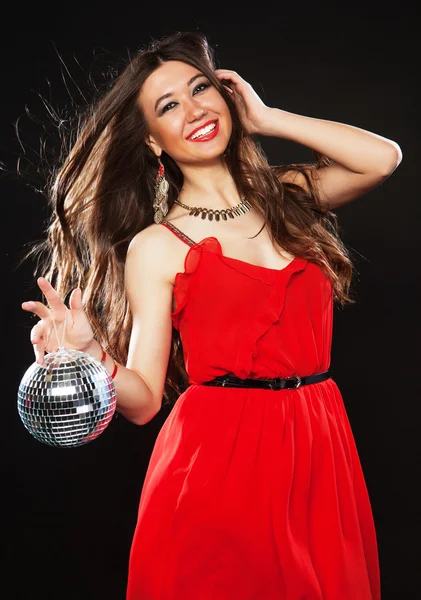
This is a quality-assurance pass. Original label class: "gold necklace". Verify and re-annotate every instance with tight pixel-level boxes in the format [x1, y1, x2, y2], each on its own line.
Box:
[173, 197, 252, 222]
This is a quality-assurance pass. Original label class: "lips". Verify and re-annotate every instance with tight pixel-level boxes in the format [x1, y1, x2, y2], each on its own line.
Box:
[186, 119, 218, 140]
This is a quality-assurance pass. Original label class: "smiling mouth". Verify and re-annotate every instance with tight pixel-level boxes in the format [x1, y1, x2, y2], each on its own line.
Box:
[186, 120, 219, 142]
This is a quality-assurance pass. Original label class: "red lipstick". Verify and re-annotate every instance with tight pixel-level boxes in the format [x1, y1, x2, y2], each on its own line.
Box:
[186, 119, 219, 142]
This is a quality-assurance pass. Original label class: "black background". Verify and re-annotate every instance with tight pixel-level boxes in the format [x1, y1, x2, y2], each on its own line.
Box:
[3, 3, 418, 599]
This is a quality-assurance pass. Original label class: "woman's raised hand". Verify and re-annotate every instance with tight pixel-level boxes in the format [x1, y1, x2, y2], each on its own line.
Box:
[21, 277, 96, 364]
[215, 69, 271, 136]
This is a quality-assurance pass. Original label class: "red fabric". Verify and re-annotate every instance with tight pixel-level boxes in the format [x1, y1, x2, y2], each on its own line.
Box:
[126, 230, 380, 600]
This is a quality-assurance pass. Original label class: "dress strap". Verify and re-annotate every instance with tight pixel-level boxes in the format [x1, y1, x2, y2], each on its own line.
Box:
[161, 220, 197, 247]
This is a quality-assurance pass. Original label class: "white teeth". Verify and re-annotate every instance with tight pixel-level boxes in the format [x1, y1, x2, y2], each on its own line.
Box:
[189, 122, 217, 140]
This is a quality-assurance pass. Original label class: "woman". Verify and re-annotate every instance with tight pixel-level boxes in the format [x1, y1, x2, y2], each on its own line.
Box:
[21, 31, 401, 599]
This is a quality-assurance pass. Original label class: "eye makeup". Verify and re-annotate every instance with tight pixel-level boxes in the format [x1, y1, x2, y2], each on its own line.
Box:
[159, 80, 211, 115]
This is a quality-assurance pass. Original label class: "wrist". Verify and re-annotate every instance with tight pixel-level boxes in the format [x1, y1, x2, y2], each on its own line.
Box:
[259, 107, 294, 138]
[85, 338, 102, 361]
[84, 339, 118, 380]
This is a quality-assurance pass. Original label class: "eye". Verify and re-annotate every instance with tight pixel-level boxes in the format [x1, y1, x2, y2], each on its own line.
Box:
[160, 82, 211, 115]
[193, 82, 210, 94]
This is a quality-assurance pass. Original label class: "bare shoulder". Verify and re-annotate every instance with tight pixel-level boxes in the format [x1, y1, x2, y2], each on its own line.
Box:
[124, 224, 177, 421]
[126, 222, 177, 285]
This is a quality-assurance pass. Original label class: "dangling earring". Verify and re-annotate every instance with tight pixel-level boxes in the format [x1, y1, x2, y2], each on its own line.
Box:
[153, 156, 169, 224]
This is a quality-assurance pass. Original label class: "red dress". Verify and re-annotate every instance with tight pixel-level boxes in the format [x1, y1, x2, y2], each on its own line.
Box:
[126, 222, 381, 600]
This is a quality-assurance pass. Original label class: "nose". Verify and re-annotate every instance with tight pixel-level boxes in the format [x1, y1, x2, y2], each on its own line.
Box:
[186, 99, 206, 122]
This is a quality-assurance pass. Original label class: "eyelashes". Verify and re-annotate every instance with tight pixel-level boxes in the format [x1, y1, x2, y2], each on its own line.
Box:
[160, 82, 211, 115]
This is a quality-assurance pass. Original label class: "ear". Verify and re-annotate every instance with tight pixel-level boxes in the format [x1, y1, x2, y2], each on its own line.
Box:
[145, 134, 162, 157]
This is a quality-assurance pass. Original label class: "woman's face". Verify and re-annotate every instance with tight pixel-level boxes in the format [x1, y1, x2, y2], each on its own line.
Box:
[139, 60, 232, 164]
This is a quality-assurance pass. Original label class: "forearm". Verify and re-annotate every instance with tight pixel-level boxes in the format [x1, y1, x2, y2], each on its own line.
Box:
[86, 339, 160, 426]
[261, 108, 401, 175]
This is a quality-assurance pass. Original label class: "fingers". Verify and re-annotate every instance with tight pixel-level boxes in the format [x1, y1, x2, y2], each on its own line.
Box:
[215, 69, 239, 77]
[21, 300, 51, 319]
[30, 321, 48, 364]
[21, 276, 68, 327]
[36, 277, 67, 318]
[22, 297, 51, 364]
[215, 69, 241, 86]
[22, 277, 66, 364]
[215, 70, 236, 91]
[69, 287, 82, 313]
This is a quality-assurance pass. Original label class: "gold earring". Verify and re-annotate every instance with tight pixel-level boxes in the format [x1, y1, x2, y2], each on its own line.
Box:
[153, 157, 169, 224]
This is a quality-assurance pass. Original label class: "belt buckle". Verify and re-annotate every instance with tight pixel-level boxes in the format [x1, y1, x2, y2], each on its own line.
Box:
[271, 378, 282, 390]
[285, 375, 302, 389]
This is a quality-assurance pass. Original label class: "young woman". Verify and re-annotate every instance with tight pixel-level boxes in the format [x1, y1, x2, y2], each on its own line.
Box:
[21, 31, 401, 599]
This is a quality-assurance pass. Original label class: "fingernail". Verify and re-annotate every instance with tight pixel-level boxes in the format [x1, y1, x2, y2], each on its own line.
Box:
[22, 302, 35, 307]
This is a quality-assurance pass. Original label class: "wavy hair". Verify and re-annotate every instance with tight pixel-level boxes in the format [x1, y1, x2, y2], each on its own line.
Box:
[18, 31, 355, 405]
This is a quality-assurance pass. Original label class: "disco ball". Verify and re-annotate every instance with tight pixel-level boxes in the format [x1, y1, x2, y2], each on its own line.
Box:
[17, 347, 117, 448]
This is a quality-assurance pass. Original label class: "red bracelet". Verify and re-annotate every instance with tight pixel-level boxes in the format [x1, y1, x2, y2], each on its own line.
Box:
[111, 362, 118, 379]
[99, 345, 118, 379]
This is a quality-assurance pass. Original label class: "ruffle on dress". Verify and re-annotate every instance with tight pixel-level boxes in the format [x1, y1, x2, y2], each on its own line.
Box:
[232, 257, 308, 378]
[171, 238, 207, 332]
[171, 236, 308, 379]
[127, 225, 381, 600]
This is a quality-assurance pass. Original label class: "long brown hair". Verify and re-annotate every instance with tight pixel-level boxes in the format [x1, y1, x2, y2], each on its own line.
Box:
[19, 31, 355, 405]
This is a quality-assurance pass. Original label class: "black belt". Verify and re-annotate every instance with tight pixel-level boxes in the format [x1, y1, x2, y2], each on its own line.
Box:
[201, 370, 330, 390]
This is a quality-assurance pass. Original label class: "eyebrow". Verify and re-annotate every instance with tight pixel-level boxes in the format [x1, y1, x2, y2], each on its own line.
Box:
[154, 73, 206, 113]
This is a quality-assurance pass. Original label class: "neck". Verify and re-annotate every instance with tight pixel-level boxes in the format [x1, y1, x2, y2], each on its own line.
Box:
[176, 159, 243, 209]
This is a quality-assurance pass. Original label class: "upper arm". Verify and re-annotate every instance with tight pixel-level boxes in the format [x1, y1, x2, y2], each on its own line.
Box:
[278, 163, 394, 212]
[124, 226, 174, 410]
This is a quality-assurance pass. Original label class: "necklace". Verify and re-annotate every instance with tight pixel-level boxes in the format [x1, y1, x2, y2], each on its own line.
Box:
[173, 197, 252, 221]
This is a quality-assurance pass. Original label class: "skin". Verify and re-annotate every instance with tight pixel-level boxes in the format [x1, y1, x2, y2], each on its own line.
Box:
[137, 60, 289, 263]
[139, 60, 243, 210]
[21, 61, 243, 365]
[21, 61, 293, 413]
[21, 59, 402, 401]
